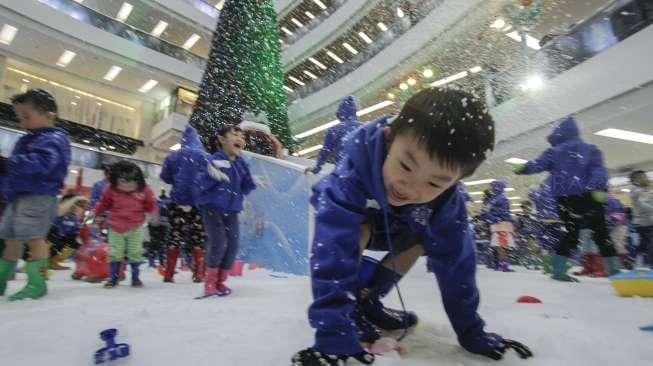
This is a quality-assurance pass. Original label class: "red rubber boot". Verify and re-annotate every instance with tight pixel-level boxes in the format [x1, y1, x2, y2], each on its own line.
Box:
[192, 247, 205, 283]
[163, 247, 179, 283]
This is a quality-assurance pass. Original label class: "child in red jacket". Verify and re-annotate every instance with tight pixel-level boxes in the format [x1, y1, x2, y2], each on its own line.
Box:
[94, 161, 158, 288]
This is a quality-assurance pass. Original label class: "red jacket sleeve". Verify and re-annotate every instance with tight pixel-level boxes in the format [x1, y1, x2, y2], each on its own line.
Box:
[143, 186, 158, 214]
[93, 186, 113, 215]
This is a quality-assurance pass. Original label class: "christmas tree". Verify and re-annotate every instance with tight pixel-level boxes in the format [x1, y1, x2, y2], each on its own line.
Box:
[189, 0, 293, 148]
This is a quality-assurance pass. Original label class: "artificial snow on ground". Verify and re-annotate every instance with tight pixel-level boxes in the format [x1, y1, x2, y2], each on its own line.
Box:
[1, 258, 652, 366]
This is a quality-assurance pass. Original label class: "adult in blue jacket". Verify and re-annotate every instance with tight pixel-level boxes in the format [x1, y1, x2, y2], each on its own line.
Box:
[514, 116, 617, 281]
[307, 96, 361, 174]
[293, 88, 532, 366]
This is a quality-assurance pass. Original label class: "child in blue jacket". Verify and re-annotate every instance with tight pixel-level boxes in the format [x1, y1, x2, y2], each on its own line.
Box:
[0, 89, 71, 301]
[293, 88, 533, 365]
[514, 116, 617, 281]
[196, 126, 256, 297]
[480, 180, 516, 272]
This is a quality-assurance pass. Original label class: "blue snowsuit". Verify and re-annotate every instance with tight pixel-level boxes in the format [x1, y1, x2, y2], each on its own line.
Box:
[309, 117, 500, 356]
[480, 181, 512, 225]
[311, 96, 361, 174]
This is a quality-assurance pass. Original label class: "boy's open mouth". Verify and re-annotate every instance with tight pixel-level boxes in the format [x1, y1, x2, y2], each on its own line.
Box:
[389, 185, 408, 202]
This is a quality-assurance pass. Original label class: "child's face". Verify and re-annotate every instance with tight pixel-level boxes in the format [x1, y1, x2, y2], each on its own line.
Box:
[13, 103, 55, 130]
[382, 128, 461, 206]
[218, 130, 246, 158]
[117, 179, 138, 193]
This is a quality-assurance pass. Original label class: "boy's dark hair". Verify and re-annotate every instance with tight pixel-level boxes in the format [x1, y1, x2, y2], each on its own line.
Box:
[11, 89, 58, 115]
[630, 170, 646, 184]
[210, 125, 243, 153]
[109, 160, 146, 191]
[388, 87, 495, 178]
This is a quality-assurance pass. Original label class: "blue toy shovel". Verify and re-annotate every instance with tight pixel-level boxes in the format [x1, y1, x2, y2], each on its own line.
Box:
[94, 328, 130, 364]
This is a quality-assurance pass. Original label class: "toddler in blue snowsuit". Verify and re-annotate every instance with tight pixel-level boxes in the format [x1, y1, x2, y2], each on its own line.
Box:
[293, 88, 533, 365]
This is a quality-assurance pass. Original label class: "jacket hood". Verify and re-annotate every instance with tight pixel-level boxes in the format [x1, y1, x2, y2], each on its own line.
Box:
[181, 125, 204, 150]
[336, 96, 359, 124]
[547, 116, 580, 146]
[491, 180, 507, 194]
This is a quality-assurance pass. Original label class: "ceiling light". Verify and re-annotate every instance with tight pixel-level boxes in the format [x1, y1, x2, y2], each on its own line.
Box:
[281, 27, 293, 36]
[308, 57, 327, 70]
[108, 145, 116, 150]
[291, 18, 304, 28]
[474, 200, 483, 203]
[303, 70, 318, 80]
[490, 18, 506, 29]
[423, 69, 434, 78]
[214, 0, 225, 10]
[377, 22, 388, 31]
[73, 0, 84, 3]
[397, 8, 405, 18]
[283, 85, 293, 92]
[56, 50, 76, 67]
[0, 24, 18, 45]
[288, 76, 305, 86]
[22, 79, 29, 83]
[399, 83, 408, 90]
[407, 78, 417, 86]
[342, 42, 358, 55]
[470, 66, 483, 73]
[508, 196, 522, 200]
[183, 34, 201, 50]
[312, 0, 327, 10]
[521, 74, 544, 91]
[463, 179, 495, 186]
[294, 100, 394, 139]
[431, 71, 468, 87]
[70, 169, 79, 174]
[621, 188, 631, 193]
[151, 21, 168, 37]
[326, 50, 344, 63]
[103, 65, 122, 81]
[505, 157, 528, 164]
[502, 25, 513, 32]
[99, 147, 107, 151]
[170, 143, 181, 151]
[82, 139, 90, 143]
[116, 2, 133, 22]
[511, 203, 521, 207]
[74, 95, 81, 99]
[305, 11, 315, 19]
[469, 191, 484, 195]
[595, 128, 653, 145]
[96, 102, 102, 106]
[504, 188, 516, 192]
[526, 35, 541, 50]
[506, 31, 522, 42]
[510, 209, 523, 213]
[387, 93, 395, 99]
[298, 144, 323, 156]
[358, 32, 373, 44]
[70, 101, 78, 106]
[138, 79, 158, 93]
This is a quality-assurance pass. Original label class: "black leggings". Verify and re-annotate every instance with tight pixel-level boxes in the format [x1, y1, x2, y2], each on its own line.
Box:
[556, 193, 615, 258]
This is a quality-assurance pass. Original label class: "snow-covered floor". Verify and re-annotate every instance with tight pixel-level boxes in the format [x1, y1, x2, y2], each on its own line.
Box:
[1, 259, 652, 366]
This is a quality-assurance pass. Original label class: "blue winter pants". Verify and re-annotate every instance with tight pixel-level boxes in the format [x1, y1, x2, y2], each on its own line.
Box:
[200, 208, 239, 269]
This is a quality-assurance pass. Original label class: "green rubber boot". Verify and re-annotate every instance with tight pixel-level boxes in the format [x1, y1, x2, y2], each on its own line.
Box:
[9, 259, 48, 301]
[0, 258, 18, 296]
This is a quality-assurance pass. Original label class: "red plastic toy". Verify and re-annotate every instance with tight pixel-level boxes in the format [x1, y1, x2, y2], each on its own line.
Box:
[516, 295, 542, 303]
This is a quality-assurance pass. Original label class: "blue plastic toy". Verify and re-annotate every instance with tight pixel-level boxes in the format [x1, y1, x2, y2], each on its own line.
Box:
[94, 328, 130, 364]
[640, 325, 653, 332]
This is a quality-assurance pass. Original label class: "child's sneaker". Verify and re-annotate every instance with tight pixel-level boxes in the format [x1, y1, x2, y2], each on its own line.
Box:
[358, 297, 418, 331]
[291, 348, 374, 366]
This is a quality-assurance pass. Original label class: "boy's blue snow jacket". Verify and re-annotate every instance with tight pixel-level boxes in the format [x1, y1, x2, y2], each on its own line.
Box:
[480, 181, 513, 225]
[160, 126, 210, 206]
[312, 96, 362, 173]
[309, 117, 498, 356]
[5, 127, 71, 201]
[195, 150, 256, 214]
[519, 116, 608, 197]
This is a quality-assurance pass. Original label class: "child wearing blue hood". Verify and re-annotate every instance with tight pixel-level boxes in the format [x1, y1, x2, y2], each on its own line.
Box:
[292, 88, 533, 365]
[514, 116, 617, 281]
[480, 180, 516, 272]
[307, 96, 361, 174]
[0, 89, 71, 300]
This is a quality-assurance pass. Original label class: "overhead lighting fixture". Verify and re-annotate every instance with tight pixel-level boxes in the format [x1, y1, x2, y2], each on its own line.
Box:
[431, 71, 468, 87]
[99, 146, 107, 151]
[169, 143, 181, 151]
[21, 79, 30, 83]
[283, 85, 293, 92]
[70, 101, 78, 106]
[342, 42, 358, 55]
[298, 144, 323, 156]
[621, 188, 631, 193]
[407, 78, 417, 86]
[103, 65, 123, 81]
[303, 70, 318, 80]
[399, 83, 408, 90]
[0, 24, 18, 45]
[377, 22, 388, 32]
[214, 0, 225, 10]
[70, 169, 79, 174]
[288, 76, 305, 86]
[138, 79, 158, 93]
[96, 102, 102, 106]
[511, 203, 522, 207]
[595, 128, 653, 145]
[505, 157, 528, 164]
[469, 191, 484, 195]
[291, 18, 304, 28]
[108, 145, 116, 150]
[387, 93, 395, 99]
[294, 100, 395, 139]
[510, 209, 523, 213]
[505, 31, 541, 50]
[397, 8, 405, 18]
[305, 11, 315, 19]
[358, 32, 373, 44]
[506, 31, 522, 42]
[504, 188, 516, 192]
[308, 57, 327, 70]
[326, 50, 344, 64]
[470, 66, 483, 73]
[183, 34, 201, 50]
[116, 2, 133, 22]
[474, 200, 483, 203]
[73, 0, 85, 3]
[151, 21, 168, 37]
[82, 139, 91, 143]
[74, 95, 81, 99]
[463, 178, 495, 186]
[56, 50, 76, 67]
[423, 69, 434, 78]
[312, 0, 327, 10]
[281, 27, 293, 36]
[508, 196, 522, 201]
[521, 74, 544, 91]
[490, 18, 506, 29]
[502, 25, 513, 32]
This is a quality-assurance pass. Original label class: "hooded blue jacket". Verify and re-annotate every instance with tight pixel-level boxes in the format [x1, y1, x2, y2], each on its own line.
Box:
[52, 213, 81, 237]
[160, 126, 211, 206]
[312, 96, 362, 173]
[195, 150, 256, 213]
[480, 181, 513, 224]
[5, 127, 71, 201]
[519, 117, 607, 197]
[309, 117, 495, 356]
[528, 176, 560, 220]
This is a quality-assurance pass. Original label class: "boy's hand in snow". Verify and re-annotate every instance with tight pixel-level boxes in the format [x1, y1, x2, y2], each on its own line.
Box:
[207, 160, 231, 182]
[291, 347, 374, 366]
[591, 191, 608, 203]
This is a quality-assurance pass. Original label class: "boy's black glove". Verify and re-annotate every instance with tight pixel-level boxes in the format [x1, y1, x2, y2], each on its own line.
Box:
[483, 339, 533, 360]
[291, 347, 374, 365]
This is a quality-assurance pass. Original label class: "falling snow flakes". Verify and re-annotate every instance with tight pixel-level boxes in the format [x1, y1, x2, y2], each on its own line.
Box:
[461, 97, 468, 108]
[449, 128, 456, 135]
